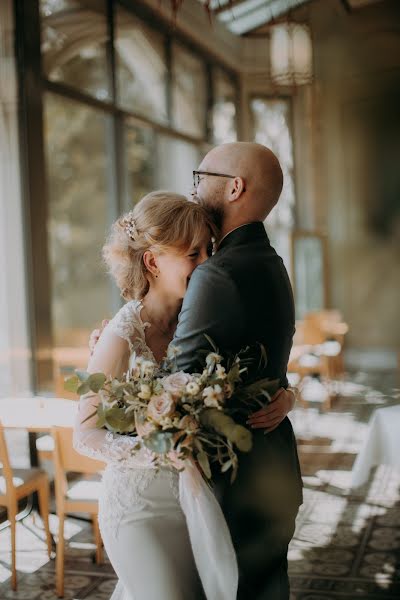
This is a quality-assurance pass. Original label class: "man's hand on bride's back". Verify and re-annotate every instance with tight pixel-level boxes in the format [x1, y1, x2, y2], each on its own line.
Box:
[89, 319, 109, 355]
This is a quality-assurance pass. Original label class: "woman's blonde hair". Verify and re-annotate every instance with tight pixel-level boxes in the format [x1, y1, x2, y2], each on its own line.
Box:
[103, 191, 217, 300]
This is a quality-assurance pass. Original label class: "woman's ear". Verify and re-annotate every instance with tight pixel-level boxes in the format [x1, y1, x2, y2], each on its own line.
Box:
[143, 250, 159, 277]
[228, 176, 246, 202]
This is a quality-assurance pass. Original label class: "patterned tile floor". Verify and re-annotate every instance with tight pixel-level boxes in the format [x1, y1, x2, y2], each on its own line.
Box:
[1, 371, 399, 599]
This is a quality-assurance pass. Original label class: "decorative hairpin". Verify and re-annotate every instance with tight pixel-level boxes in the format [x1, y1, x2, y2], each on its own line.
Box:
[122, 214, 138, 241]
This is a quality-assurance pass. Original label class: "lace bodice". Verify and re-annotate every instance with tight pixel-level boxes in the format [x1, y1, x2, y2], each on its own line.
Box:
[73, 300, 156, 471]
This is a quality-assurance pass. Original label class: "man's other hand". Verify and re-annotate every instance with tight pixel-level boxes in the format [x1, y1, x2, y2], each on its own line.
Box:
[246, 387, 296, 433]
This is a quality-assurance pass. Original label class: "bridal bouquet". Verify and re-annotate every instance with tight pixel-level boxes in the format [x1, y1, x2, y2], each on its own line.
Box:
[65, 339, 279, 482]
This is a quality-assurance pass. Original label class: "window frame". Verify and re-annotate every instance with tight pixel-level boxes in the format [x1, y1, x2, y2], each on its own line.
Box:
[14, 0, 240, 392]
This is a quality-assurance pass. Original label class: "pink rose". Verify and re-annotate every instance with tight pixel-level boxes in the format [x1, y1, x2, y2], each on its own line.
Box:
[163, 372, 192, 396]
[147, 393, 175, 423]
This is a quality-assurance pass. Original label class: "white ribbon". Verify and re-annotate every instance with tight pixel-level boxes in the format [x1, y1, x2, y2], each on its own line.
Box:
[179, 461, 238, 600]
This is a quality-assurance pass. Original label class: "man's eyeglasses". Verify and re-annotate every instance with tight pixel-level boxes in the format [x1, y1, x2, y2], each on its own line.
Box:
[193, 170, 236, 189]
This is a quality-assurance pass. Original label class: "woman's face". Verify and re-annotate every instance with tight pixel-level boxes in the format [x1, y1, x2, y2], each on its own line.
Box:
[155, 231, 212, 300]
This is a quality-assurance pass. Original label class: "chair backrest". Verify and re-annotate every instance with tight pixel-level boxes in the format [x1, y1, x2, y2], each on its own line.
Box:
[307, 310, 343, 325]
[305, 310, 348, 342]
[297, 317, 326, 345]
[51, 427, 104, 507]
[52, 427, 104, 474]
[0, 422, 15, 495]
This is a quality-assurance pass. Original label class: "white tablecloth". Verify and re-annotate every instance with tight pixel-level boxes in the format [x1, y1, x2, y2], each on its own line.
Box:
[351, 404, 400, 488]
[0, 396, 77, 431]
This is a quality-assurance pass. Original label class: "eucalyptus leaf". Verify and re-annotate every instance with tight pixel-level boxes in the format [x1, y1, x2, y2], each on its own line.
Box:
[233, 425, 252, 452]
[203, 334, 218, 353]
[221, 459, 232, 473]
[197, 451, 211, 479]
[243, 378, 280, 398]
[96, 414, 107, 428]
[227, 364, 241, 384]
[230, 466, 237, 484]
[105, 407, 136, 433]
[76, 370, 91, 382]
[64, 375, 80, 394]
[143, 431, 173, 454]
[257, 343, 268, 370]
[193, 437, 204, 452]
[77, 381, 91, 395]
[88, 373, 107, 393]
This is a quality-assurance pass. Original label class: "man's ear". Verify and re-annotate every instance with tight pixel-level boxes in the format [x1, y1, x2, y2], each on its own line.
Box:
[143, 250, 159, 276]
[228, 176, 246, 202]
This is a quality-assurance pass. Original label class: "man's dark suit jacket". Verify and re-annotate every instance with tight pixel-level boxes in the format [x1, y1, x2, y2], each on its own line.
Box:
[172, 221, 303, 537]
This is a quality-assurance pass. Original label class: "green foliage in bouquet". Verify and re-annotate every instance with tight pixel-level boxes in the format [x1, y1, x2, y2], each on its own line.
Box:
[66, 338, 279, 483]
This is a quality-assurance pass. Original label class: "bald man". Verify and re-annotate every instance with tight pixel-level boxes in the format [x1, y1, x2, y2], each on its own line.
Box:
[171, 142, 303, 599]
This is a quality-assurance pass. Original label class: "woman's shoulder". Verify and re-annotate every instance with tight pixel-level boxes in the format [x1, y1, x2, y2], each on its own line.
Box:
[107, 299, 146, 342]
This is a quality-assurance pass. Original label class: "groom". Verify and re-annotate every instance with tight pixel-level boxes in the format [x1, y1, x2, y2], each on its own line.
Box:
[171, 142, 303, 599]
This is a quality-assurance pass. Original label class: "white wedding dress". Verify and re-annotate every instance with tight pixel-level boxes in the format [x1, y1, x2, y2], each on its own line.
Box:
[73, 300, 238, 600]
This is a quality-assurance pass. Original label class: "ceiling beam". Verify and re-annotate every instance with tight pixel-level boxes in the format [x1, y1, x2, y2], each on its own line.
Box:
[221, 0, 310, 35]
[218, 0, 273, 22]
[213, 0, 250, 16]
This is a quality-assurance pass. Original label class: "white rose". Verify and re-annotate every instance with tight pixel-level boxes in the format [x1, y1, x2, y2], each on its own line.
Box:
[147, 393, 175, 423]
[163, 372, 192, 396]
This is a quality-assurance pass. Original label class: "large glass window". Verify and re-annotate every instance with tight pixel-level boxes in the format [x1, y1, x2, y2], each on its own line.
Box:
[40, 0, 110, 101]
[116, 8, 168, 123]
[212, 68, 238, 144]
[44, 92, 114, 350]
[250, 97, 295, 270]
[172, 43, 207, 139]
[157, 135, 200, 195]
[30, 2, 239, 392]
[123, 121, 157, 208]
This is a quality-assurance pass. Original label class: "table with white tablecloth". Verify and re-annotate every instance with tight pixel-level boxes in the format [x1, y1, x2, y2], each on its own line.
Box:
[350, 404, 400, 488]
[0, 396, 77, 467]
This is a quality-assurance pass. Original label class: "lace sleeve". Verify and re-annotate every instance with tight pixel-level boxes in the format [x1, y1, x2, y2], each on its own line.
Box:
[73, 308, 153, 468]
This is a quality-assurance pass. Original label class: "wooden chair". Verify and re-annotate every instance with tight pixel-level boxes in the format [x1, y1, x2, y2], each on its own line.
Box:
[51, 427, 104, 598]
[305, 311, 348, 378]
[36, 434, 55, 463]
[289, 311, 350, 409]
[288, 319, 335, 410]
[0, 422, 52, 590]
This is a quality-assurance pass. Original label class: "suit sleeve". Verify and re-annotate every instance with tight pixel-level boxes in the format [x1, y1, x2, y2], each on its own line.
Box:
[171, 262, 245, 372]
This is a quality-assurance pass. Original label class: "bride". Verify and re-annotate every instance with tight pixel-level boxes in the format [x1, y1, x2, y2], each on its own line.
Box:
[73, 191, 237, 600]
